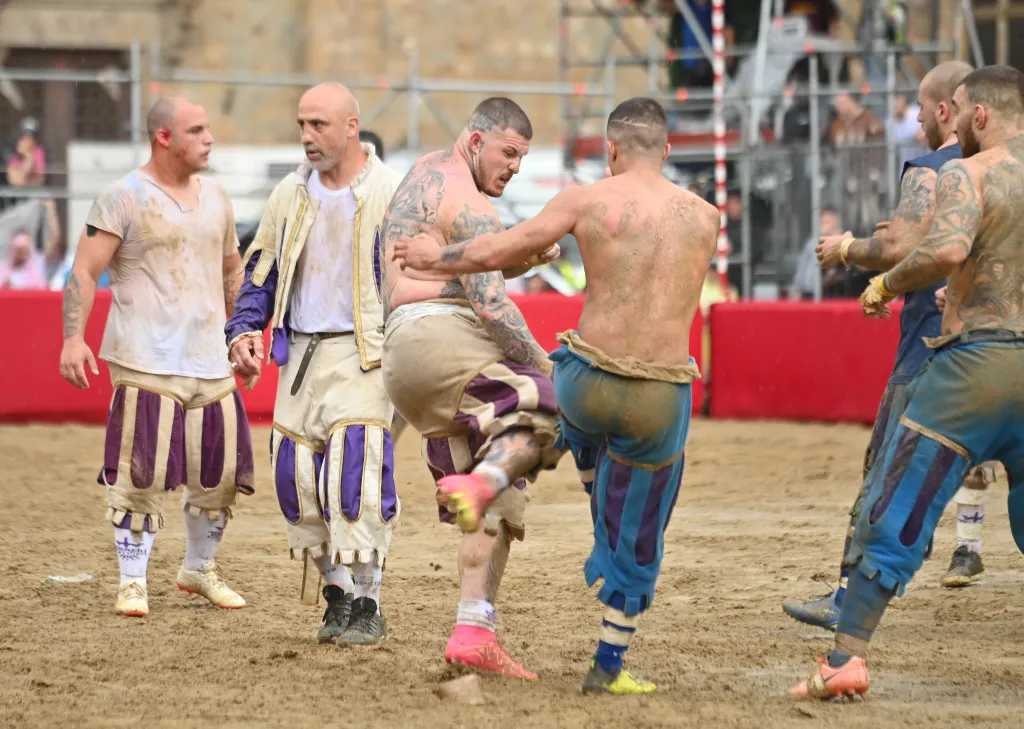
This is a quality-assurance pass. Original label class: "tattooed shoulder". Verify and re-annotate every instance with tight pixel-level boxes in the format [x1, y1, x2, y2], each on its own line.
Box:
[449, 203, 504, 244]
[896, 166, 938, 223]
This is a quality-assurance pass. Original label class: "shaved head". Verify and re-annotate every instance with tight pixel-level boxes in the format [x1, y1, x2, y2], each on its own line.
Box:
[144, 96, 212, 173]
[297, 83, 362, 173]
[922, 61, 974, 104]
[916, 61, 974, 150]
[146, 96, 193, 141]
[299, 82, 360, 117]
[607, 97, 668, 159]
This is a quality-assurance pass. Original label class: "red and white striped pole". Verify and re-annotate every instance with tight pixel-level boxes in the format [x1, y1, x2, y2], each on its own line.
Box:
[711, 0, 729, 293]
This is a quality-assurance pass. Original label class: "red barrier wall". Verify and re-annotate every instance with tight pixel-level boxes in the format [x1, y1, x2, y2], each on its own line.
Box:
[708, 300, 904, 425]
[1, 291, 704, 423]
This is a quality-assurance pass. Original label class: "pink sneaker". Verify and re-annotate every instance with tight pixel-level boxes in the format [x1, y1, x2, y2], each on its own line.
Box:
[789, 656, 870, 700]
[436, 474, 496, 533]
[444, 625, 538, 681]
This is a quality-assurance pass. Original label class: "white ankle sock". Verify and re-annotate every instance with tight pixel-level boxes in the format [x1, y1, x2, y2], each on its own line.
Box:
[474, 463, 510, 492]
[313, 555, 354, 593]
[956, 502, 985, 554]
[351, 561, 383, 612]
[456, 599, 496, 632]
[183, 510, 226, 571]
[115, 527, 154, 586]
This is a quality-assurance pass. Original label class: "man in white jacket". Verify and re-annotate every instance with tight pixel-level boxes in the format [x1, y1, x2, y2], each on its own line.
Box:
[225, 83, 402, 646]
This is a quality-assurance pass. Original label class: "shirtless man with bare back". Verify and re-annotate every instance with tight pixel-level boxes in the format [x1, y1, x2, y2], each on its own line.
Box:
[379, 97, 563, 681]
[391, 97, 720, 694]
[785, 64, 1024, 701]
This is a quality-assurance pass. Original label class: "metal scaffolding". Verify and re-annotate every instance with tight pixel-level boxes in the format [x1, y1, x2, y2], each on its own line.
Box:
[557, 0, 985, 299]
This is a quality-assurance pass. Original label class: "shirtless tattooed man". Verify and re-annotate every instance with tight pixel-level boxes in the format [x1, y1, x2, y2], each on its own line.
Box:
[392, 97, 720, 695]
[787, 64, 1024, 701]
[379, 97, 562, 681]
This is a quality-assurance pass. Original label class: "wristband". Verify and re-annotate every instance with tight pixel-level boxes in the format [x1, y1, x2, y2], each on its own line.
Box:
[839, 237, 854, 269]
[878, 276, 896, 298]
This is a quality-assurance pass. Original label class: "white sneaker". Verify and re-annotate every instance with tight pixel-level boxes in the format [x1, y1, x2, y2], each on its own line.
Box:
[176, 562, 246, 609]
[116, 579, 149, 617]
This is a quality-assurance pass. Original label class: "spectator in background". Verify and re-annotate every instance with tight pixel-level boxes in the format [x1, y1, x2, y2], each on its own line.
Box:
[359, 130, 385, 161]
[887, 93, 928, 178]
[667, 0, 738, 99]
[791, 206, 842, 299]
[6, 117, 46, 188]
[0, 230, 48, 290]
[827, 93, 887, 235]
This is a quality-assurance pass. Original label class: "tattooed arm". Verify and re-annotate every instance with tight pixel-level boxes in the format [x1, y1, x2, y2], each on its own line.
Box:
[63, 225, 119, 340]
[883, 161, 982, 295]
[395, 191, 578, 275]
[59, 224, 121, 388]
[222, 251, 242, 318]
[450, 202, 552, 373]
[845, 167, 939, 270]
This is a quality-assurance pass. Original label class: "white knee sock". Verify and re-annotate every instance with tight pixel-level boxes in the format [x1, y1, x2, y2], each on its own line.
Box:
[351, 561, 383, 612]
[183, 510, 226, 571]
[313, 555, 354, 593]
[956, 502, 985, 554]
[474, 463, 511, 492]
[115, 527, 155, 586]
[456, 599, 496, 632]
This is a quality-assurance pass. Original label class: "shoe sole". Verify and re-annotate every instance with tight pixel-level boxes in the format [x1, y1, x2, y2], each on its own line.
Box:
[116, 609, 148, 617]
[445, 655, 538, 681]
[940, 573, 983, 588]
[177, 583, 246, 609]
[781, 608, 837, 633]
[342, 634, 388, 647]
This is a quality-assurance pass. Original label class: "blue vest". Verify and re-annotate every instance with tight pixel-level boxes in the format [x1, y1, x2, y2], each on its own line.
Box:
[890, 143, 962, 383]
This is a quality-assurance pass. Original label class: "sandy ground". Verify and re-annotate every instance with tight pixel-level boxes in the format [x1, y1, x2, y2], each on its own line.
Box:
[1, 419, 1023, 729]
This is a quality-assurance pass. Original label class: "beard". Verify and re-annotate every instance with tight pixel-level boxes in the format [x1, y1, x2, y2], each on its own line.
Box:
[958, 124, 981, 158]
[923, 119, 944, 151]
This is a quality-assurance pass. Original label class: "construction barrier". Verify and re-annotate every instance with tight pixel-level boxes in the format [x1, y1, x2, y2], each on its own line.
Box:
[1, 291, 704, 423]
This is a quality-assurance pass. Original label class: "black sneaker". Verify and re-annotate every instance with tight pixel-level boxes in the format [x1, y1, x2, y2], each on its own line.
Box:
[940, 545, 984, 588]
[317, 585, 354, 643]
[342, 597, 388, 646]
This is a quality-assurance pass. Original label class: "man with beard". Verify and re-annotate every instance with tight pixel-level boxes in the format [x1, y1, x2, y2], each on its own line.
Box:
[379, 97, 562, 680]
[781, 61, 998, 636]
[792, 63, 1024, 700]
[225, 83, 402, 646]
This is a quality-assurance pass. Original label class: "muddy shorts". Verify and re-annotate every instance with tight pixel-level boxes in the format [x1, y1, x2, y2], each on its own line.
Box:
[98, 362, 255, 533]
[550, 330, 700, 617]
[381, 301, 563, 539]
[848, 331, 1024, 594]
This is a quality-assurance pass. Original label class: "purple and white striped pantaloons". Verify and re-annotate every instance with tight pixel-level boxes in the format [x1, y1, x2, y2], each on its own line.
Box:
[98, 363, 256, 533]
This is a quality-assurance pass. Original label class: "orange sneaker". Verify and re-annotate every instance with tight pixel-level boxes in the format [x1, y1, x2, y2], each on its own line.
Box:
[436, 474, 496, 533]
[444, 625, 538, 681]
[789, 656, 870, 700]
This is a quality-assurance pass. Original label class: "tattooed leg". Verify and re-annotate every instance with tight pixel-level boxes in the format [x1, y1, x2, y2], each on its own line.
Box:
[473, 428, 542, 489]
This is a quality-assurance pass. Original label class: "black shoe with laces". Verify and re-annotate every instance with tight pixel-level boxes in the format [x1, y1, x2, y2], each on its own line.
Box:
[317, 585, 354, 643]
[342, 597, 388, 646]
[940, 545, 984, 588]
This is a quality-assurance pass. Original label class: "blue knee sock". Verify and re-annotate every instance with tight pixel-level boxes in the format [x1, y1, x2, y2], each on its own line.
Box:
[828, 568, 895, 667]
[594, 600, 639, 675]
[595, 639, 628, 673]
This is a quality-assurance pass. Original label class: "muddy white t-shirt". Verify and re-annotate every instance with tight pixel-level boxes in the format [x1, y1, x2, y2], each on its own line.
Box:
[288, 170, 357, 334]
[86, 170, 238, 379]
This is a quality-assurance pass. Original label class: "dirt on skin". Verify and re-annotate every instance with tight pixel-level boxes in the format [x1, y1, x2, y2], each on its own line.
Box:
[1, 419, 1023, 729]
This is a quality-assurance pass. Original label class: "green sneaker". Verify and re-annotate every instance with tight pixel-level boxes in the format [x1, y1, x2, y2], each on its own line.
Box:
[316, 586, 354, 644]
[342, 597, 388, 645]
[582, 661, 657, 695]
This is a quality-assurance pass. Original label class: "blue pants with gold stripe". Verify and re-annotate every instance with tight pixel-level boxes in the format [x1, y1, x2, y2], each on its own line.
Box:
[550, 345, 693, 617]
[848, 338, 1024, 596]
